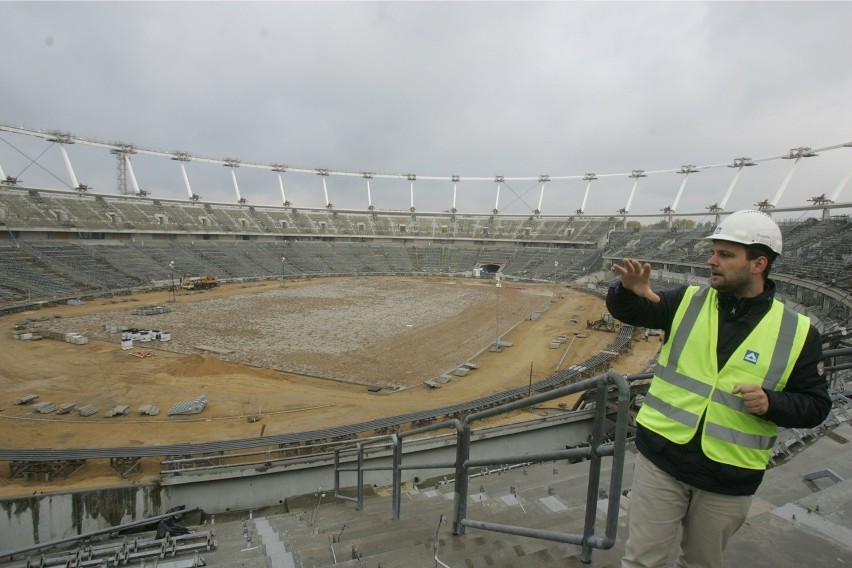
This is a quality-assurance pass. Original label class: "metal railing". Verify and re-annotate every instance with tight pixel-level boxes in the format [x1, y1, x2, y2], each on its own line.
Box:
[333, 369, 630, 564]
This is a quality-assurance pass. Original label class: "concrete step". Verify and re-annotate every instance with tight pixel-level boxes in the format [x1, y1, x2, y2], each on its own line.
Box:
[205, 516, 270, 568]
[268, 456, 630, 568]
[254, 517, 297, 568]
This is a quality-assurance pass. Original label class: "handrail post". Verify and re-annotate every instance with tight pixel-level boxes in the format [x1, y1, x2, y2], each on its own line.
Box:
[391, 434, 401, 519]
[453, 421, 471, 536]
[580, 378, 608, 563]
[447, 370, 630, 564]
[356, 443, 364, 511]
[333, 448, 341, 498]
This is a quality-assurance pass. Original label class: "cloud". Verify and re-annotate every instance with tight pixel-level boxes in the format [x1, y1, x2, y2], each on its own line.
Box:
[1, 1, 850, 217]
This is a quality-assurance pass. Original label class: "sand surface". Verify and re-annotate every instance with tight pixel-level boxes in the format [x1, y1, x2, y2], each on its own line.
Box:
[0, 277, 659, 495]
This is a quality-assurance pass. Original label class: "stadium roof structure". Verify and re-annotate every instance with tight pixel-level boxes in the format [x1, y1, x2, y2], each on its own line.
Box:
[2, 123, 851, 217]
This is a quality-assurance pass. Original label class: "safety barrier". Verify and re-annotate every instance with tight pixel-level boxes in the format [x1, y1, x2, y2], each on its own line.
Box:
[333, 369, 630, 564]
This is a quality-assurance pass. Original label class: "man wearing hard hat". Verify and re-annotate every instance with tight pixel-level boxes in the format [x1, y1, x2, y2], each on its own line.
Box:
[608, 210, 830, 568]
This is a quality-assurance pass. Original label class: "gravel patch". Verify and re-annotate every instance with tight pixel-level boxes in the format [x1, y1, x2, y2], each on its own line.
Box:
[36, 278, 506, 385]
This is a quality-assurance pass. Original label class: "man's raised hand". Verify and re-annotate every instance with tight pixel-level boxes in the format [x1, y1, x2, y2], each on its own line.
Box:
[612, 259, 661, 303]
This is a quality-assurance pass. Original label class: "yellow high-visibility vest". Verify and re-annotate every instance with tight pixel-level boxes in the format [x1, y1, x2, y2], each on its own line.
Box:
[637, 285, 810, 470]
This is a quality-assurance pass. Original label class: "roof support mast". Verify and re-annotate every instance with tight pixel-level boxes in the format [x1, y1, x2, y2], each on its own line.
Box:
[671, 166, 697, 212]
[624, 170, 646, 214]
[224, 159, 245, 204]
[451, 175, 459, 213]
[126, 154, 141, 195]
[493, 176, 503, 214]
[59, 144, 78, 189]
[171, 152, 197, 201]
[535, 175, 549, 215]
[48, 133, 85, 191]
[407, 174, 416, 212]
[666, 165, 698, 227]
[820, 142, 852, 219]
[272, 165, 289, 206]
[318, 169, 332, 208]
[359, 172, 374, 211]
[831, 165, 852, 204]
[830, 152, 852, 203]
[769, 147, 817, 208]
[713, 157, 756, 223]
[619, 170, 646, 227]
[578, 173, 596, 214]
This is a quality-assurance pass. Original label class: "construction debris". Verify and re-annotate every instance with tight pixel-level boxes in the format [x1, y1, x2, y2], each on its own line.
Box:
[106, 405, 130, 417]
[123, 329, 171, 342]
[33, 402, 59, 414]
[138, 404, 161, 416]
[195, 344, 233, 355]
[131, 350, 157, 358]
[168, 395, 208, 416]
[586, 313, 622, 332]
[78, 404, 98, 417]
[131, 305, 173, 316]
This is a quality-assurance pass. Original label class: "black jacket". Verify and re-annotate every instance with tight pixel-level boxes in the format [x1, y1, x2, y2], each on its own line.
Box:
[607, 279, 830, 495]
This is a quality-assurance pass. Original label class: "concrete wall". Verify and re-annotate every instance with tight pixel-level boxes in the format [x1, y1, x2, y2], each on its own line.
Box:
[0, 409, 602, 551]
[0, 485, 163, 552]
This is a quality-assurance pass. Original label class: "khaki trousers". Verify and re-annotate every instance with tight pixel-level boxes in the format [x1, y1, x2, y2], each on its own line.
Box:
[621, 453, 752, 568]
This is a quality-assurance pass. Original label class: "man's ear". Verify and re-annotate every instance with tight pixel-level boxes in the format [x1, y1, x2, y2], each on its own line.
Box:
[752, 255, 769, 275]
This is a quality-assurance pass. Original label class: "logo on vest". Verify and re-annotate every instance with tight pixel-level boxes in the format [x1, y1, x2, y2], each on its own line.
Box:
[743, 350, 760, 364]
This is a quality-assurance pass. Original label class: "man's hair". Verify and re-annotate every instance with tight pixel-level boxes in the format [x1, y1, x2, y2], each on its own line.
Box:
[745, 244, 778, 279]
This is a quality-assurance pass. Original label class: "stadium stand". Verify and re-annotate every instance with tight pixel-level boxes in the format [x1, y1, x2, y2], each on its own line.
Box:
[1, 182, 851, 567]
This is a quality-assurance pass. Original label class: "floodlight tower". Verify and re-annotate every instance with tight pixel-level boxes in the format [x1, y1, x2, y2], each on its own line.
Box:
[770, 147, 818, 208]
[534, 175, 550, 215]
[111, 144, 143, 196]
[317, 169, 332, 208]
[578, 173, 597, 215]
[362, 172, 374, 210]
[272, 165, 290, 206]
[224, 158, 246, 204]
[493, 176, 504, 215]
[172, 152, 199, 201]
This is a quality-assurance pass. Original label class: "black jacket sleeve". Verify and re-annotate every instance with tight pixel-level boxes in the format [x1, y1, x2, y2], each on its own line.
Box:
[605, 280, 686, 340]
[762, 325, 831, 429]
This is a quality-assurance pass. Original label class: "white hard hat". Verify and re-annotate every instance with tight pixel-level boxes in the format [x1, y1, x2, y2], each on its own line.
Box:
[705, 209, 782, 255]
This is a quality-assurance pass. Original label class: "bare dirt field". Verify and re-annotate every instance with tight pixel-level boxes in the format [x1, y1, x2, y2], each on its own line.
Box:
[0, 277, 659, 496]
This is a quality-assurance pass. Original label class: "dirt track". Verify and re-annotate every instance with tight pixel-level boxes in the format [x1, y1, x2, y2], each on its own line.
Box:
[0, 277, 660, 496]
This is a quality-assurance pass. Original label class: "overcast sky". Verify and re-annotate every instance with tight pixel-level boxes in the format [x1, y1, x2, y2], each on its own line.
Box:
[1, 1, 851, 221]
